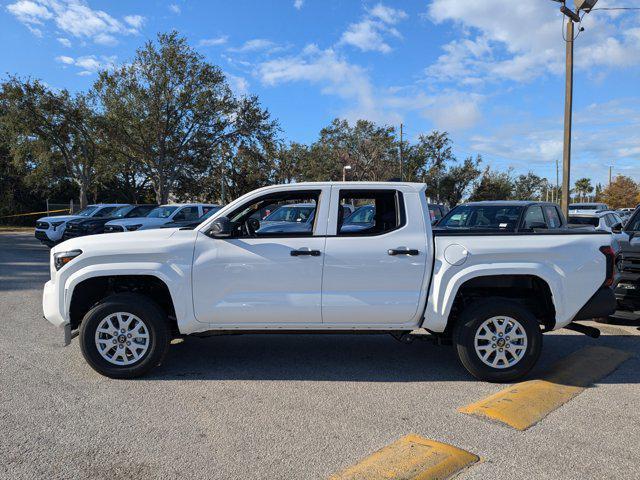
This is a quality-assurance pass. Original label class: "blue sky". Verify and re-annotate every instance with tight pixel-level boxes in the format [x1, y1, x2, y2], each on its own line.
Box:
[2, 0, 639, 186]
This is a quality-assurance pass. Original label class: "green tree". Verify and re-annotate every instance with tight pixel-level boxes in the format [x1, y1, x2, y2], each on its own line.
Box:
[513, 172, 546, 200]
[438, 155, 482, 206]
[573, 177, 594, 202]
[2, 78, 103, 208]
[469, 166, 514, 201]
[94, 31, 277, 204]
[406, 131, 455, 201]
[305, 119, 399, 182]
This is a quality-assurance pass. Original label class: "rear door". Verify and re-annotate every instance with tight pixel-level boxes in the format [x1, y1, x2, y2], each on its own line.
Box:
[321, 186, 430, 326]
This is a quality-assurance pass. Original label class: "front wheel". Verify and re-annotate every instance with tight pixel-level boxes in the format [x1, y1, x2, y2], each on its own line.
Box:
[453, 299, 542, 383]
[79, 293, 170, 379]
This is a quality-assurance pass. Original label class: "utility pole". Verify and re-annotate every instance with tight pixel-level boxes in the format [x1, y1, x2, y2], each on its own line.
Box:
[561, 16, 574, 217]
[608, 165, 612, 185]
[554, 158, 560, 203]
[557, 0, 598, 216]
[399, 123, 404, 181]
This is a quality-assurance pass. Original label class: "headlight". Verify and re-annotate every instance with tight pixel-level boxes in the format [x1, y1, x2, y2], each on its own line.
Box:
[53, 250, 82, 270]
[51, 221, 64, 230]
[126, 224, 142, 231]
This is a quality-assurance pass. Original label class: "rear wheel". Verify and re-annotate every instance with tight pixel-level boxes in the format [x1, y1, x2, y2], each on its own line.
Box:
[79, 293, 170, 379]
[453, 299, 542, 382]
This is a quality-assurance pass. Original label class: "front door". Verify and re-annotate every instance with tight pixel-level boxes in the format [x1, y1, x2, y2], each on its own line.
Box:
[321, 187, 429, 326]
[192, 187, 329, 326]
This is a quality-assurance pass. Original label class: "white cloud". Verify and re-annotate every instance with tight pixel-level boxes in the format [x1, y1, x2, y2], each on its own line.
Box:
[55, 55, 74, 64]
[293, 0, 303, 10]
[6, 0, 145, 45]
[55, 53, 116, 75]
[425, 0, 640, 84]
[229, 38, 281, 53]
[169, 4, 180, 14]
[199, 36, 228, 47]
[339, 3, 407, 54]
[123, 14, 145, 29]
[369, 3, 407, 25]
[57, 36, 71, 47]
[225, 72, 249, 96]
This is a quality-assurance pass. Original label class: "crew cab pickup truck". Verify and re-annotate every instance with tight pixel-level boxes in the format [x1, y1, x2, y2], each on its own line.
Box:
[43, 182, 616, 381]
[614, 208, 640, 311]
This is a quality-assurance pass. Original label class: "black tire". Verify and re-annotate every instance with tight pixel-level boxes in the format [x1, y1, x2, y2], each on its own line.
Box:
[453, 299, 543, 383]
[79, 293, 170, 379]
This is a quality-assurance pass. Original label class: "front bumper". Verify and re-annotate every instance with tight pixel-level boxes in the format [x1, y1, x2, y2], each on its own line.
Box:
[35, 230, 52, 242]
[42, 279, 66, 329]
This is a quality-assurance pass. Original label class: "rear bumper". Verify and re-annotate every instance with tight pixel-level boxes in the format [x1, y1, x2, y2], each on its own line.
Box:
[573, 287, 616, 320]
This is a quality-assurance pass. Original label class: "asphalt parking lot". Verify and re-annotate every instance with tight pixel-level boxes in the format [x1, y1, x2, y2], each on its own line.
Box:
[1, 231, 639, 480]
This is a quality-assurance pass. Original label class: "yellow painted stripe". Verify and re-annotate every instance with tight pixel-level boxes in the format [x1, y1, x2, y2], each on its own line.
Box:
[459, 346, 632, 431]
[0, 208, 69, 219]
[329, 434, 479, 480]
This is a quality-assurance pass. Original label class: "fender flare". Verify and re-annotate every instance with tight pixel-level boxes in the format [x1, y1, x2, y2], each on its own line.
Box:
[423, 263, 563, 333]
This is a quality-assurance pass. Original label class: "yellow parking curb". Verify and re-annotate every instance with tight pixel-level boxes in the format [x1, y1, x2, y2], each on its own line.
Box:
[459, 346, 632, 430]
[329, 434, 479, 480]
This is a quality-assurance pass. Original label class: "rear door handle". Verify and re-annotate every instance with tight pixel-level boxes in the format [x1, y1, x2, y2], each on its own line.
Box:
[388, 248, 420, 256]
[291, 249, 321, 257]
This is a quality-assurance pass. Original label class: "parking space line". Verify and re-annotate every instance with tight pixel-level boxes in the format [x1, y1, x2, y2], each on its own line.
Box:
[328, 434, 479, 480]
[459, 346, 632, 431]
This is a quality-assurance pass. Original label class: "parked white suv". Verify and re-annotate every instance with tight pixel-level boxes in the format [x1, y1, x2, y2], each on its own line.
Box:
[43, 182, 616, 381]
[35, 204, 129, 247]
[103, 204, 217, 232]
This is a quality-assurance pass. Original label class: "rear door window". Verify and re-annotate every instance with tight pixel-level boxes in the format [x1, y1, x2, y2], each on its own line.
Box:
[522, 206, 545, 230]
[338, 190, 404, 236]
[543, 206, 562, 229]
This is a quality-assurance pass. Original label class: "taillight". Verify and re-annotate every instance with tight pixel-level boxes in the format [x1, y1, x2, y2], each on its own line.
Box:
[599, 245, 615, 287]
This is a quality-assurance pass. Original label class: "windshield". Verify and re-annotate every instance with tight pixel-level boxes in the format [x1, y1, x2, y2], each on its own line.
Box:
[438, 205, 523, 230]
[76, 206, 99, 217]
[264, 205, 314, 222]
[345, 206, 375, 224]
[200, 207, 221, 221]
[111, 206, 133, 218]
[625, 212, 640, 231]
[147, 206, 179, 218]
[569, 205, 605, 211]
[568, 216, 599, 226]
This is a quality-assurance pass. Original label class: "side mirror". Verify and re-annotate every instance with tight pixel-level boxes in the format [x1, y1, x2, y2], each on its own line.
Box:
[612, 223, 623, 233]
[207, 216, 232, 238]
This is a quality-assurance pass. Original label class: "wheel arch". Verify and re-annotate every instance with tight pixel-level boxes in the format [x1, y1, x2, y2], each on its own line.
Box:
[68, 273, 178, 334]
[423, 266, 560, 334]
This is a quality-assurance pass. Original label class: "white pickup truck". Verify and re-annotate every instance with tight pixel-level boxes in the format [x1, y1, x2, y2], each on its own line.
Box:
[43, 182, 616, 381]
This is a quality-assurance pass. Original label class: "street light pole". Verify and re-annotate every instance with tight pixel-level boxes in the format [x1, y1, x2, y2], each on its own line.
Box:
[342, 165, 352, 182]
[561, 17, 574, 218]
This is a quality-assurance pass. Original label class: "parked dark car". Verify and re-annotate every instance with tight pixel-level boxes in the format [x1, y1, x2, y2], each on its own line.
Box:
[435, 201, 567, 232]
[161, 206, 223, 229]
[614, 208, 640, 311]
[62, 204, 157, 240]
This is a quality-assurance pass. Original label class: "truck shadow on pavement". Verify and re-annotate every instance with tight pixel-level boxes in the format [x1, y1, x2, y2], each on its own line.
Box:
[149, 332, 639, 383]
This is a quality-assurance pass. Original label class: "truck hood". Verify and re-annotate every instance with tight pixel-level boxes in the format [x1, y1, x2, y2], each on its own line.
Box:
[37, 215, 84, 223]
[53, 228, 180, 253]
[105, 217, 167, 228]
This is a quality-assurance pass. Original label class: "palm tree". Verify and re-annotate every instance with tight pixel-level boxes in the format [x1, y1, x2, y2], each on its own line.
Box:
[574, 178, 594, 202]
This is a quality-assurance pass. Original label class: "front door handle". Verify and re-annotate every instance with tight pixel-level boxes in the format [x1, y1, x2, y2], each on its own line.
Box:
[291, 249, 321, 257]
[388, 248, 420, 256]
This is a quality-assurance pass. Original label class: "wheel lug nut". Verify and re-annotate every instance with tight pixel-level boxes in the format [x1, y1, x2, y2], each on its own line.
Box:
[492, 337, 496, 341]
[118, 344, 124, 349]
[499, 348, 503, 352]
[112, 339, 117, 344]
[120, 329, 125, 333]
[506, 336, 510, 341]
[126, 341, 131, 346]
[127, 334, 132, 338]
[492, 344, 496, 348]
[499, 333, 503, 337]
